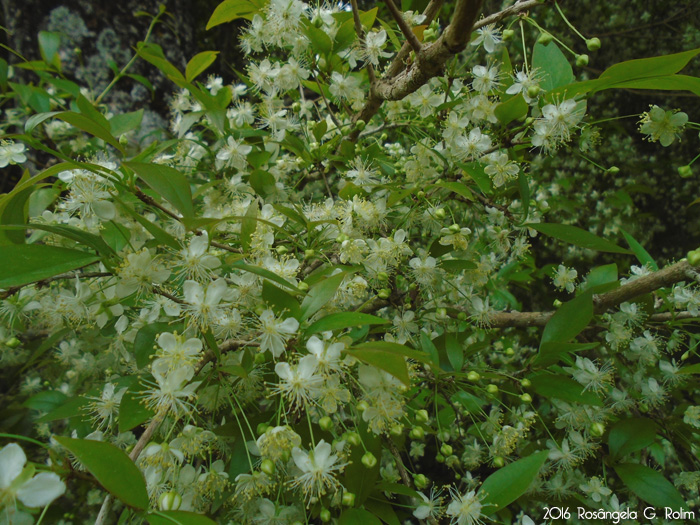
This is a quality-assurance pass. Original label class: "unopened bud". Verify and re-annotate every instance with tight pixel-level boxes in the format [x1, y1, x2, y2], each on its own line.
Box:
[361, 451, 377, 468]
[119, 134, 128, 146]
[449, 223, 461, 233]
[414, 473, 428, 489]
[576, 54, 589, 67]
[355, 119, 366, 131]
[486, 384, 499, 394]
[319, 416, 333, 431]
[320, 508, 331, 522]
[158, 492, 182, 511]
[678, 165, 693, 178]
[344, 431, 361, 447]
[586, 37, 601, 51]
[440, 443, 453, 456]
[502, 29, 515, 41]
[527, 85, 540, 99]
[467, 371, 481, 381]
[260, 459, 275, 475]
[297, 282, 309, 292]
[492, 456, 505, 467]
[607, 166, 620, 175]
[409, 427, 425, 440]
[415, 409, 429, 423]
[357, 400, 369, 412]
[276, 245, 289, 255]
[520, 393, 532, 403]
[590, 422, 606, 437]
[434, 208, 446, 219]
[377, 288, 391, 299]
[687, 249, 700, 267]
[537, 32, 553, 45]
[520, 378, 531, 388]
[342, 492, 356, 506]
[5, 337, 21, 349]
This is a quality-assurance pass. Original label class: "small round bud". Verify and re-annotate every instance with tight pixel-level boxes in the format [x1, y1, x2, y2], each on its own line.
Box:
[440, 443, 453, 456]
[377, 289, 391, 299]
[436, 307, 447, 319]
[414, 473, 428, 489]
[502, 29, 515, 41]
[438, 430, 451, 442]
[415, 409, 429, 423]
[317, 57, 327, 70]
[678, 165, 693, 178]
[380, 133, 388, 142]
[576, 54, 589, 67]
[357, 400, 369, 412]
[409, 427, 425, 440]
[158, 492, 182, 511]
[492, 456, 505, 468]
[336, 233, 349, 243]
[537, 32, 553, 45]
[254, 352, 267, 364]
[553, 299, 563, 308]
[520, 378, 531, 388]
[586, 37, 601, 51]
[119, 134, 128, 146]
[304, 249, 315, 260]
[505, 347, 514, 356]
[467, 371, 481, 382]
[527, 85, 540, 99]
[486, 384, 499, 394]
[448, 223, 461, 233]
[5, 337, 21, 349]
[292, 102, 301, 112]
[297, 282, 309, 292]
[260, 459, 275, 475]
[417, 190, 425, 198]
[688, 250, 700, 267]
[681, 351, 690, 361]
[520, 393, 533, 403]
[377, 271, 389, 282]
[639, 402, 649, 413]
[390, 424, 404, 436]
[607, 166, 620, 174]
[435, 454, 445, 463]
[434, 208, 446, 219]
[320, 508, 331, 522]
[257, 423, 270, 435]
[276, 245, 289, 255]
[590, 422, 606, 437]
[342, 492, 356, 506]
[361, 451, 377, 468]
[319, 416, 333, 431]
[525, 117, 535, 126]
[457, 312, 467, 321]
[355, 119, 366, 131]
[344, 432, 361, 447]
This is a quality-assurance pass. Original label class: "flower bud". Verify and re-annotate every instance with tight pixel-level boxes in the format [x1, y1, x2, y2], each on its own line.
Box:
[414, 473, 428, 489]
[486, 384, 499, 394]
[575, 54, 589, 67]
[357, 400, 369, 412]
[342, 492, 356, 506]
[5, 337, 21, 348]
[319, 416, 333, 431]
[527, 85, 540, 99]
[409, 427, 425, 440]
[377, 271, 389, 282]
[304, 249, 315, 260]
[436, 307, 447, 319]
[380, 133, 388, 142]
[276, 245, 289, 255]
[260, 459, 275, 475]
[297, 282, 309, 292]
[361, 451, 377, 468]
[502, 29, 515, 41]
[553, 299, 562, 308]
[390, 424, 404, 436]
[355, 119, 366, 131]
[457, 312, 467, 321]
[678, 165, 693, 178]
[590, 422, 606, 437]
[257, 423, 270, 435]
[344, 431, 361, 446]
[434, 208, 446, 219]
[467, 371, 481, 381]
[320, 508, 331, 522]
[492, 456, 505, 467]
[119, 134, 128, 146]
[586, 37, 601, 51]
[435, 453, 445, 463]
[448, 223, 461, 233]
[440, 443, 453, 456]
[417, 190, 425, 198]
[607, 166, 620, 174]
[537, 32, 553, 45]
[377, 289, 391, 299]
[520, 378, 531, 388]
[254, 352, 267, 364]
[520, 393, 533, 403]
[687, 249, 700, 267]
[317, 57, 327, 70]
[158, 492, 182, 511]
[505, 347, 514, 356]
[415, 409, 429, 423]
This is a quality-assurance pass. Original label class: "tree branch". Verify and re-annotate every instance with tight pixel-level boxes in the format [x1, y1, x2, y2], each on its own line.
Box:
[350, 0, 377, 85]
[384, 0, 422, 53]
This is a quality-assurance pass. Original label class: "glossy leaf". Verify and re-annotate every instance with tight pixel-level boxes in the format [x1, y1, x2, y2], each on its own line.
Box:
[608, 418, 658, 460]
[614, 463, 687, 510]
[305, 312, 389, 336]
[119, 383, 155, 432]
[445, 332, 463, 371]
[147, 511, 217, 525]
[495, 93, 528, 125]
[532, 42, 574, 92]
[185, 51, 219, 82]
[539, 290, 593, 352]
[125, 161, 195, 219]
[109, 109, 145, 137]
[262, 280, 301, 319]
[622, 229, 658, 270]
[300, 271, 346, 321]
[230, 260, 299, 291]
[206, 0, 259, 29]
[345, 347, 409, 385]
[529, 373, 603, 406]
[600, 48, 700, 83]
[0, 244, 99, 288]
[133, 322, 172, 369]
[338, 508, 382, 525]
[527, 223, 631, 254]
[479, 450, 548, 516]
[55, 436, 149, 509]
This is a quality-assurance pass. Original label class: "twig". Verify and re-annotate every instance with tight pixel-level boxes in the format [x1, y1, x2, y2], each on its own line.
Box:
[350, 0, 377, 85]
[473, 0, 542, 30]
[152, 287, 185, 304]
[1, 271, 112, 300]
[384, 0, 423, 53]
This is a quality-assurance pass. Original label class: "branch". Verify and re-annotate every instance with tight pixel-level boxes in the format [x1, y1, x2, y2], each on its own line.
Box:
[384, 0, 422, 53]
[350, 0, 377, 85]
[473, 0, 542, 30]
[488, 260, 698, 327]
[1, 271, 112, 300]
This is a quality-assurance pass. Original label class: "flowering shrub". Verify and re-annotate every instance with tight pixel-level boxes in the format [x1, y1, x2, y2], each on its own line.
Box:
[1, 0, 700, 524]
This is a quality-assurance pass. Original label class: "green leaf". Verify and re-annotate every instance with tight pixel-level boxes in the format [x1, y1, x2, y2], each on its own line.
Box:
[133, 322, 171, 369]
[125, 161, 195, 219]
[536, 342, 598, 366]
[249, 169, 276, 198]
[495, 94, 528, 125]
[614, 463, 687, 510]
[55, 436, 149, 509]
[529, 373, 603, 406]
[24, 390, 67, 412]
[611, 74, 700, 96]
[532, 42, 574, 92]
[313, 120, 328, 142]
[26, 111, 124, 154]
[338, 508, 382, 525]
[5, 223, 117, 258]
[147, 511, 218, 525]
[262, 280, 301, 319]
[363, 499, 400, 525]
[540, 290, 593, 349]
[206, 0, 259, 29]
[608, 418, 658, 460]
[433, 180, 475, 201]
[302, 19, 333, 55]
[441, 259, 477, 273]
[230, 260, 299, 291]
[600, 48, 700, 84]
[0, 181, 33, 245]
[300, 271, 346, 321]
[478, 450, 548, 516]
[345, 348, 410, 386]
[76, 94, 111, 131]
[527, 223, 631, 254]
[135, 42, 186, 85]
[581, 264, 618, 294]
[38, 31, 62, 70]
[351, 341, 431, 364]
[109, 109, 145, 137]
[461, 162, 492, 194]
[305, 312, 389, 336]
[36, 395, 89, 423]
[622, 229, 658, 270]
[240, 200, 258, 253]
[119, 383, 155, 432]
[185, 51, 219, 82]
[0, 244, 99, 288]
[115, 196, 180, 250]
[445, 332, 463, 371]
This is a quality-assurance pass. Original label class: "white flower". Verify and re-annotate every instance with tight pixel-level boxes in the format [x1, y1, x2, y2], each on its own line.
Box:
[291, 439, 346, 501]
[0, 141, 27, 168]
[183, 278, 230, 327]
[363, 29, 392, 66]
[454, 127, 492, 160]
[446, 489, 483, 525]
[306, 336, 344, 373]
[484, 151, 519, 187]
[258, 309, 299, 358]
[470, 24, 501, 53]
[552, 264, 577, 292]
[216, 136, 253, 170]
[639, 105, 688, 146]
[0, 443, 66, 509]
[152, 332, 203, 375]
[471, 64, 500, 93]
[506, 69, 541, 103]
[345, 157, 380, 189]
[176, 231, 221, 280]
[408, 85, 443, 118]
[274, 354, 323, 406]
[143, 365, 201, 417]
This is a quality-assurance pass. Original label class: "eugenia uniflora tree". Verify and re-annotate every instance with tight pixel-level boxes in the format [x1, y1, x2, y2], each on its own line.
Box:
[0, 0, 700, 523]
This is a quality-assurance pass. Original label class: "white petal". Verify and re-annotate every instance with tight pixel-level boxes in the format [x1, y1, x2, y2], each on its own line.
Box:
[93, 200, 116, 220]
[0, 443, 26, 488]
[16, 472, 66, 507]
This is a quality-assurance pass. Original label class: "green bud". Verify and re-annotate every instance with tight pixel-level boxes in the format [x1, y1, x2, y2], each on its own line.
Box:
[590, 422, 606, 437]
[457, 312, 467, 321]
[409, 427, 425, 440]
[336, 233, 349, 243]
[5, 337, 21, 349]
[520, 393, 533, 403]
[435, 453, 445, 463]
[319, 416, 333, 431]
[312, 15, 323, 28]
[416, 190, 425, 198]
[434, 208, 446, 220]
[681, 351, 691, 361]
[416, 409, 429, 423]
[292, 102, 301, 112]
[119, 134, 129, 146]
[492, 456, 505, 467]
[520, 378, 531, 388]
[304, 249, 315, 260]
[320, 508, 331, 522]
[377, 289, 391, 299]
[355, 119, 366, 131]
[390, 424, 404, 436]
[678, 165, 693, 178]
[158, 492, 182, 511]
[377, 271, 389, 282]
[414, 473, 428, 489]
[607, 166, 620, 174]
[380, 133, 388, 142]
[297, 282, 309, 292]
[357, 400, 369, 412]
[486, 384, 499, 394]
[254, 352, 267, 364]
[275, 245, 289, 255]
[448, 223, 461, 233]
[687, 249, 700, 267]
[575, 54, 589, 67]
[257, 423, 270, 435]
[525, 117, 535, 126]
[586, 37, 601, 51]
[537, 32, 553, 45]
[260, 459, 275, 475]
[502, 29, 515, 41]
[527, 85, 540, 99]
[505, 347, 514, 356]
[342, 492, 356, 506]
[344, 431, 361, 447]
[467, 371, 481, 382]
[361, 451, 377, 468]
[436, 307, 447, 319]
[317, 57, 327, 70]
[553, 299, 563, 308]
[440, 443, 453, 456]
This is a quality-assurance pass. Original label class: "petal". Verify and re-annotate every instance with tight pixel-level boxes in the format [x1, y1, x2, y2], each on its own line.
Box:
[16, 472, 66, 507]
[93, 200, 116, 220]
[0, 443, 26, 488]
[157, 333, 178, 352]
